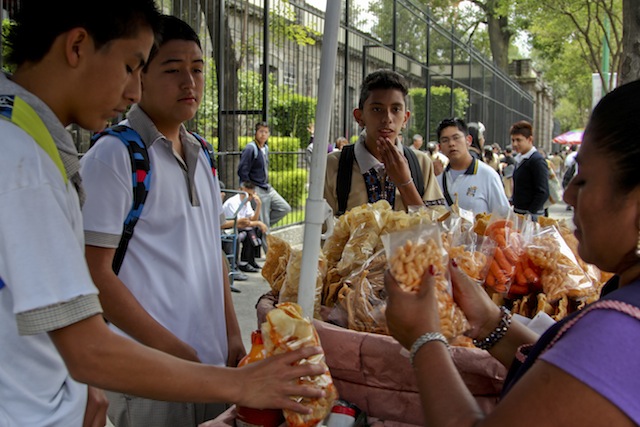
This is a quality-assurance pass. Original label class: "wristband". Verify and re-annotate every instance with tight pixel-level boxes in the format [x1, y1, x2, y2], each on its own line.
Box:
[472, 306, 512, 351]
[409, 332, 449, 366]
[395, 179, 413, 188]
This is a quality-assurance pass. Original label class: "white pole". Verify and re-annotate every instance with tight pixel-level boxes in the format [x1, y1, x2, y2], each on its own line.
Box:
[297, 1, 341, 318]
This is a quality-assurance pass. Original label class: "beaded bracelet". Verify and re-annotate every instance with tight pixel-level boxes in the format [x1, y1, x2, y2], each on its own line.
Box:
[409, 332, 449, 367]
[472, 306, 512, 351]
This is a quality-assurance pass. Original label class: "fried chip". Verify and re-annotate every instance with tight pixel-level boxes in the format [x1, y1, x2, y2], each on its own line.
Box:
[261, 235, 291, 293]
[262, 303, 338, 427]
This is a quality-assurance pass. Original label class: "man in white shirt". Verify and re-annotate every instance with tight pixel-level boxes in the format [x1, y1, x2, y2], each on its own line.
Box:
[436, 118, 510, 215]
[223, 182, 268, 273]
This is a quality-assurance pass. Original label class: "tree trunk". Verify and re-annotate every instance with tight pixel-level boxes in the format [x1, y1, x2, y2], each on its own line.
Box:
[486, 14, 510, 71]
[201, 0, 242, 188]
[620, 0, 640, 84]
[485, 0, 511, 72]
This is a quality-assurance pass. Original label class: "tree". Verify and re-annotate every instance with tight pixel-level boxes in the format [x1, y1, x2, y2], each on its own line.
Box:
[428, 0, 519, 72]
[620, 0, 640, 84]
[522, 0, 622, 94]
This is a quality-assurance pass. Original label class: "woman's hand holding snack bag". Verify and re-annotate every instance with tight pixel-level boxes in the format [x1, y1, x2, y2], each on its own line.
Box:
[382, 225, 469, 342]
[384, 268, 441, 350]
[448, 259, 502, 342]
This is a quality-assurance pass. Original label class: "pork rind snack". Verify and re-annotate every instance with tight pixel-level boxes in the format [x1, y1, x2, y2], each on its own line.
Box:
[327, 250, 389, 334]
[525, 226, 594, 302]
[279, 249, 327, 319]
[262, 234, 292, 293]
[382, 225, 469, 340]
[336, 209, 384, 276]
[262, 303, 338, 427]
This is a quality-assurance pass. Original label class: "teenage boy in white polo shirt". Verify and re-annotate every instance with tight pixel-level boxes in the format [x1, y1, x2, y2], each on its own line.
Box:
[436, 118, 510, 215]
[81, 16, 321, 427]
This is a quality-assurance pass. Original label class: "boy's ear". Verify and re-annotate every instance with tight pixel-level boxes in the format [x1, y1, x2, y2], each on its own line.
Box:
[466, 134, 472, 147]
[64, 28, 90, 68]
[353, 108, 364, 127]
[403, 110, 411, 128]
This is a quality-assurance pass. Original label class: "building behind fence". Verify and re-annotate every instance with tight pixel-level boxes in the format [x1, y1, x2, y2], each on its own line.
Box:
[1, 0, 553, 227]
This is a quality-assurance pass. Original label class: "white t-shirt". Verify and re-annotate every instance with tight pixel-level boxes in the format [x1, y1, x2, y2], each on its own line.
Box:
[565, 151, 578, 168]
[0, 80, 101, 425]
[223, 193, 254, 221]
[81, 106, 228, 366]
[437, 158, 510, 215]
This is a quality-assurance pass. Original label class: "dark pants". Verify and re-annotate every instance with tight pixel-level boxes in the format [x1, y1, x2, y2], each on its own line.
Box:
[240, 227, 263, 264]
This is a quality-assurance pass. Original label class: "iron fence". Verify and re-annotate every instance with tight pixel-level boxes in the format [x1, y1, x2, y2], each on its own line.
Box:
[1, 0, 534, 228]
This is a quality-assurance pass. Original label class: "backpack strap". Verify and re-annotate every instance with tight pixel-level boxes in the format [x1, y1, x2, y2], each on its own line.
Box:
[190, 131, 217, 175]
[336, 144, 356, 216]
[0, 276, 5, 291]
[441, 169, 455, 206]
[402, 146, 425, 197]
[0, 95, 67, 183]
[336, 144, 425, 216]
[90, 125, 151, 275]
[90, 127, 218, 274]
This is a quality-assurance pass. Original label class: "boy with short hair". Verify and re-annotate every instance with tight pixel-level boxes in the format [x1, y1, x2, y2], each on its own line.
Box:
[510, 120, 549, 219]
[0, 4, 324, 426]
[435, 117, 509, 215]
[238, 122, 292, 234]
[223, 181, 268, 273]
[323, 69, 445, 215]
[81, 15, 244, 426]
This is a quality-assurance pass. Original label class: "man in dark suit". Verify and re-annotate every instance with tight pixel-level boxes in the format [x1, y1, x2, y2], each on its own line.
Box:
[510, 120, 549, 220]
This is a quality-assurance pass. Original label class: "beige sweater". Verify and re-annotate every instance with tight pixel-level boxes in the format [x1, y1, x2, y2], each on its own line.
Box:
[324, 142, 445, 215]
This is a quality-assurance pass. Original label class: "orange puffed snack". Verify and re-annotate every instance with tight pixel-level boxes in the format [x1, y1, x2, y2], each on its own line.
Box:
[388, 238, 469, 340]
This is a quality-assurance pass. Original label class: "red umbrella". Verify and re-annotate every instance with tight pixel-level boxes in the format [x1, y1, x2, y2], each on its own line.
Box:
[553, 128, 583, 145]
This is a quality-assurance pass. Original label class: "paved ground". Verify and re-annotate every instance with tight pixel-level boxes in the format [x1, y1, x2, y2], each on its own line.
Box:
[231, 201, 576, 349]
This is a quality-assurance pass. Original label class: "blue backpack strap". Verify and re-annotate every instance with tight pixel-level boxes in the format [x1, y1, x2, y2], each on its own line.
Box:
[190, 131, 217, 174]
[0, 276, 5, 291]
[91, 125, 151, 275]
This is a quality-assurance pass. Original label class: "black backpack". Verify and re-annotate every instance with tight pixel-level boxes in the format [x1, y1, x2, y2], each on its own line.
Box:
[336, 144, 424, 216]
[562, 162, 576, 189]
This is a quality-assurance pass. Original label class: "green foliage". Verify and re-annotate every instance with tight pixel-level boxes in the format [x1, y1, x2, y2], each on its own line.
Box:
[368, 0, 429, 62]
[238, 69, 316, 146]
[193, 58, 218, 142]
[522, 0, 623, 129]
[271, 93, 317, 147]
[238, 136, 301, 170]
[238, 136, 253, 149]
[270, 0, 320, 47]
[408, 86, 469, 140]
[2, 19, 15, 73]
[270, 168, 308, 209]
[238, 70, 268, 111]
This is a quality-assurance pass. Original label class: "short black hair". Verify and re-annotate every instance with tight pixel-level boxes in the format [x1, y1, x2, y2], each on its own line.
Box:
[436, 117, 468, 140]
[5, 0, 161, 66]
[144, 15, 201, 71]
[240, 181, 256, 190]
[358, 69, 409, 110]
[255, 122, 269, 132]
